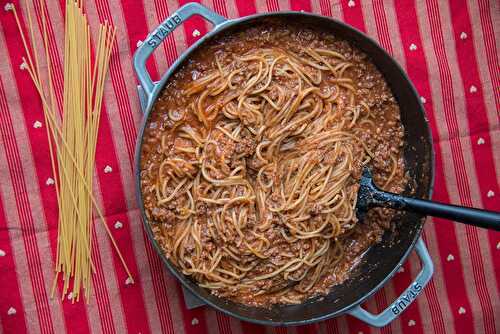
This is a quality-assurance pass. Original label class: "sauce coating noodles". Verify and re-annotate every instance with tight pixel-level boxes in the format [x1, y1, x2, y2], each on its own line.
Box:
[141, 22, 408, 306]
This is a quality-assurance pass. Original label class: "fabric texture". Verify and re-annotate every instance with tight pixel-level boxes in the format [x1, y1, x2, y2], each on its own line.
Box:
[0, 0, 498, 333]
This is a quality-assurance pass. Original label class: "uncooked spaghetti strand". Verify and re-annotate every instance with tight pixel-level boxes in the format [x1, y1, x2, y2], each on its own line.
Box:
[14, 2, 134, 294]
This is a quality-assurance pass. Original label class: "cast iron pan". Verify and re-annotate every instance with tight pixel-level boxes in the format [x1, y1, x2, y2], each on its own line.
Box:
[133, 3, 435, 327]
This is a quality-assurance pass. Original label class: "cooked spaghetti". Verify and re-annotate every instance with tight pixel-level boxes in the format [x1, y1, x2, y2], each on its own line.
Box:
[141, 23, 408, 306]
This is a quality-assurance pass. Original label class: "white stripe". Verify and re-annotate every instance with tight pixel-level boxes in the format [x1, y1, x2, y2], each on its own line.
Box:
[329, 1, 343, 21]
[229, 316, 244, 334]
[162, 272, 186, 334]
[254, 0, 268, 13]
[226, 0, 239, 18]
[90, 191, 128, 334]
[0, 155, 40, 334]
[278, 0, 290, 11]
[433, 0, 484, 206]
[205, 309, 221, 334]
[310, 0, 322, 14]
[360, 0, 380, 44]
[143, 0, 183, 83]
[85, 286, 105, 334]
[0, 27, 67, 334]
[406, 237, 437, 333]
[468, 0, 500, 192]
[26, 0, 65, 112]
[381, 2, 407, 69]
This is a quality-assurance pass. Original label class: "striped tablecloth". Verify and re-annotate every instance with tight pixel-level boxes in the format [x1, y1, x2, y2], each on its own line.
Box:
[0, 0, 498, 333]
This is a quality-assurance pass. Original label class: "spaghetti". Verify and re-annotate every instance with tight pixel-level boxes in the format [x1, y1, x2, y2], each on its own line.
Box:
[141, 23, 407, 305]
[8, 0, 133, 302]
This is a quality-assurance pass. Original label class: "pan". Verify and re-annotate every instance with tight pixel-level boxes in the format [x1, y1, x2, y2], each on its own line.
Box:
[133, 3, 435, 327]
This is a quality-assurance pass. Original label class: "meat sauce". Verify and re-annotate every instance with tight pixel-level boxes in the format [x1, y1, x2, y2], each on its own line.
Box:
[140, 21, 408, 306]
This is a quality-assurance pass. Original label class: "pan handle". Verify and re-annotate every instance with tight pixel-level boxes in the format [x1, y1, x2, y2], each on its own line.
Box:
[347, 238, 434, 327]
[133, 2, 227, 109]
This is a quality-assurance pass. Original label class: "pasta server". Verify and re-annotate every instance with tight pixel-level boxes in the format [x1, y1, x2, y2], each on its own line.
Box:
[356, 167, 500, 231]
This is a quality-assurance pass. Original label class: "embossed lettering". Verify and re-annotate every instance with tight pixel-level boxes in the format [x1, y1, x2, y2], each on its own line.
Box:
[164, 20, 175, 29]
[389, 282, 425, 316]
[145, 14, 182, 48]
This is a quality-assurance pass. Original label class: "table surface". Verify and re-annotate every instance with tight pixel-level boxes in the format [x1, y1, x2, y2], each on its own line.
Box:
[0, 0, 498, 333]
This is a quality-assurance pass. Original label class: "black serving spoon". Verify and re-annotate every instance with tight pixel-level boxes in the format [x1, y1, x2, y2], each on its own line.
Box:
[356, 167, 500, 231]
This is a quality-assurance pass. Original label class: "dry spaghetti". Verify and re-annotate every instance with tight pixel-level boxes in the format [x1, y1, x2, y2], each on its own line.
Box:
[8, 0, 133, 302]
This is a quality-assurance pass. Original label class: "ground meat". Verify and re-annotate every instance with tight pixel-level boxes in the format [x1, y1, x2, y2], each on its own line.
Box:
[140, 19, 409, 308]
[235, 137, 256, 156]
[196, 202, 208, 215]
[309, 203, 323, 215]
[151, 207, 175, 223]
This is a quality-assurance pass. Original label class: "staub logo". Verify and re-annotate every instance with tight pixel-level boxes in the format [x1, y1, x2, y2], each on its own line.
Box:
[147, 14, 182, 47]
[391, 282, 423, 315]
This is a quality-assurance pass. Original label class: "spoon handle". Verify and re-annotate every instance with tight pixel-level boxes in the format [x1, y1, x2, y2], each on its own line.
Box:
[372, 190, 500, 231]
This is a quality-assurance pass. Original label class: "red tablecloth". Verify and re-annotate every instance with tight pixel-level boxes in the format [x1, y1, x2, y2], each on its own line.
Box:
[0, 0, 498, 333]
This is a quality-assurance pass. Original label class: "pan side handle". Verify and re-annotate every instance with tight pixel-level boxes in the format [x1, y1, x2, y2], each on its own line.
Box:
[133, 2, 227, 109]
[347, 238, 434, 327]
